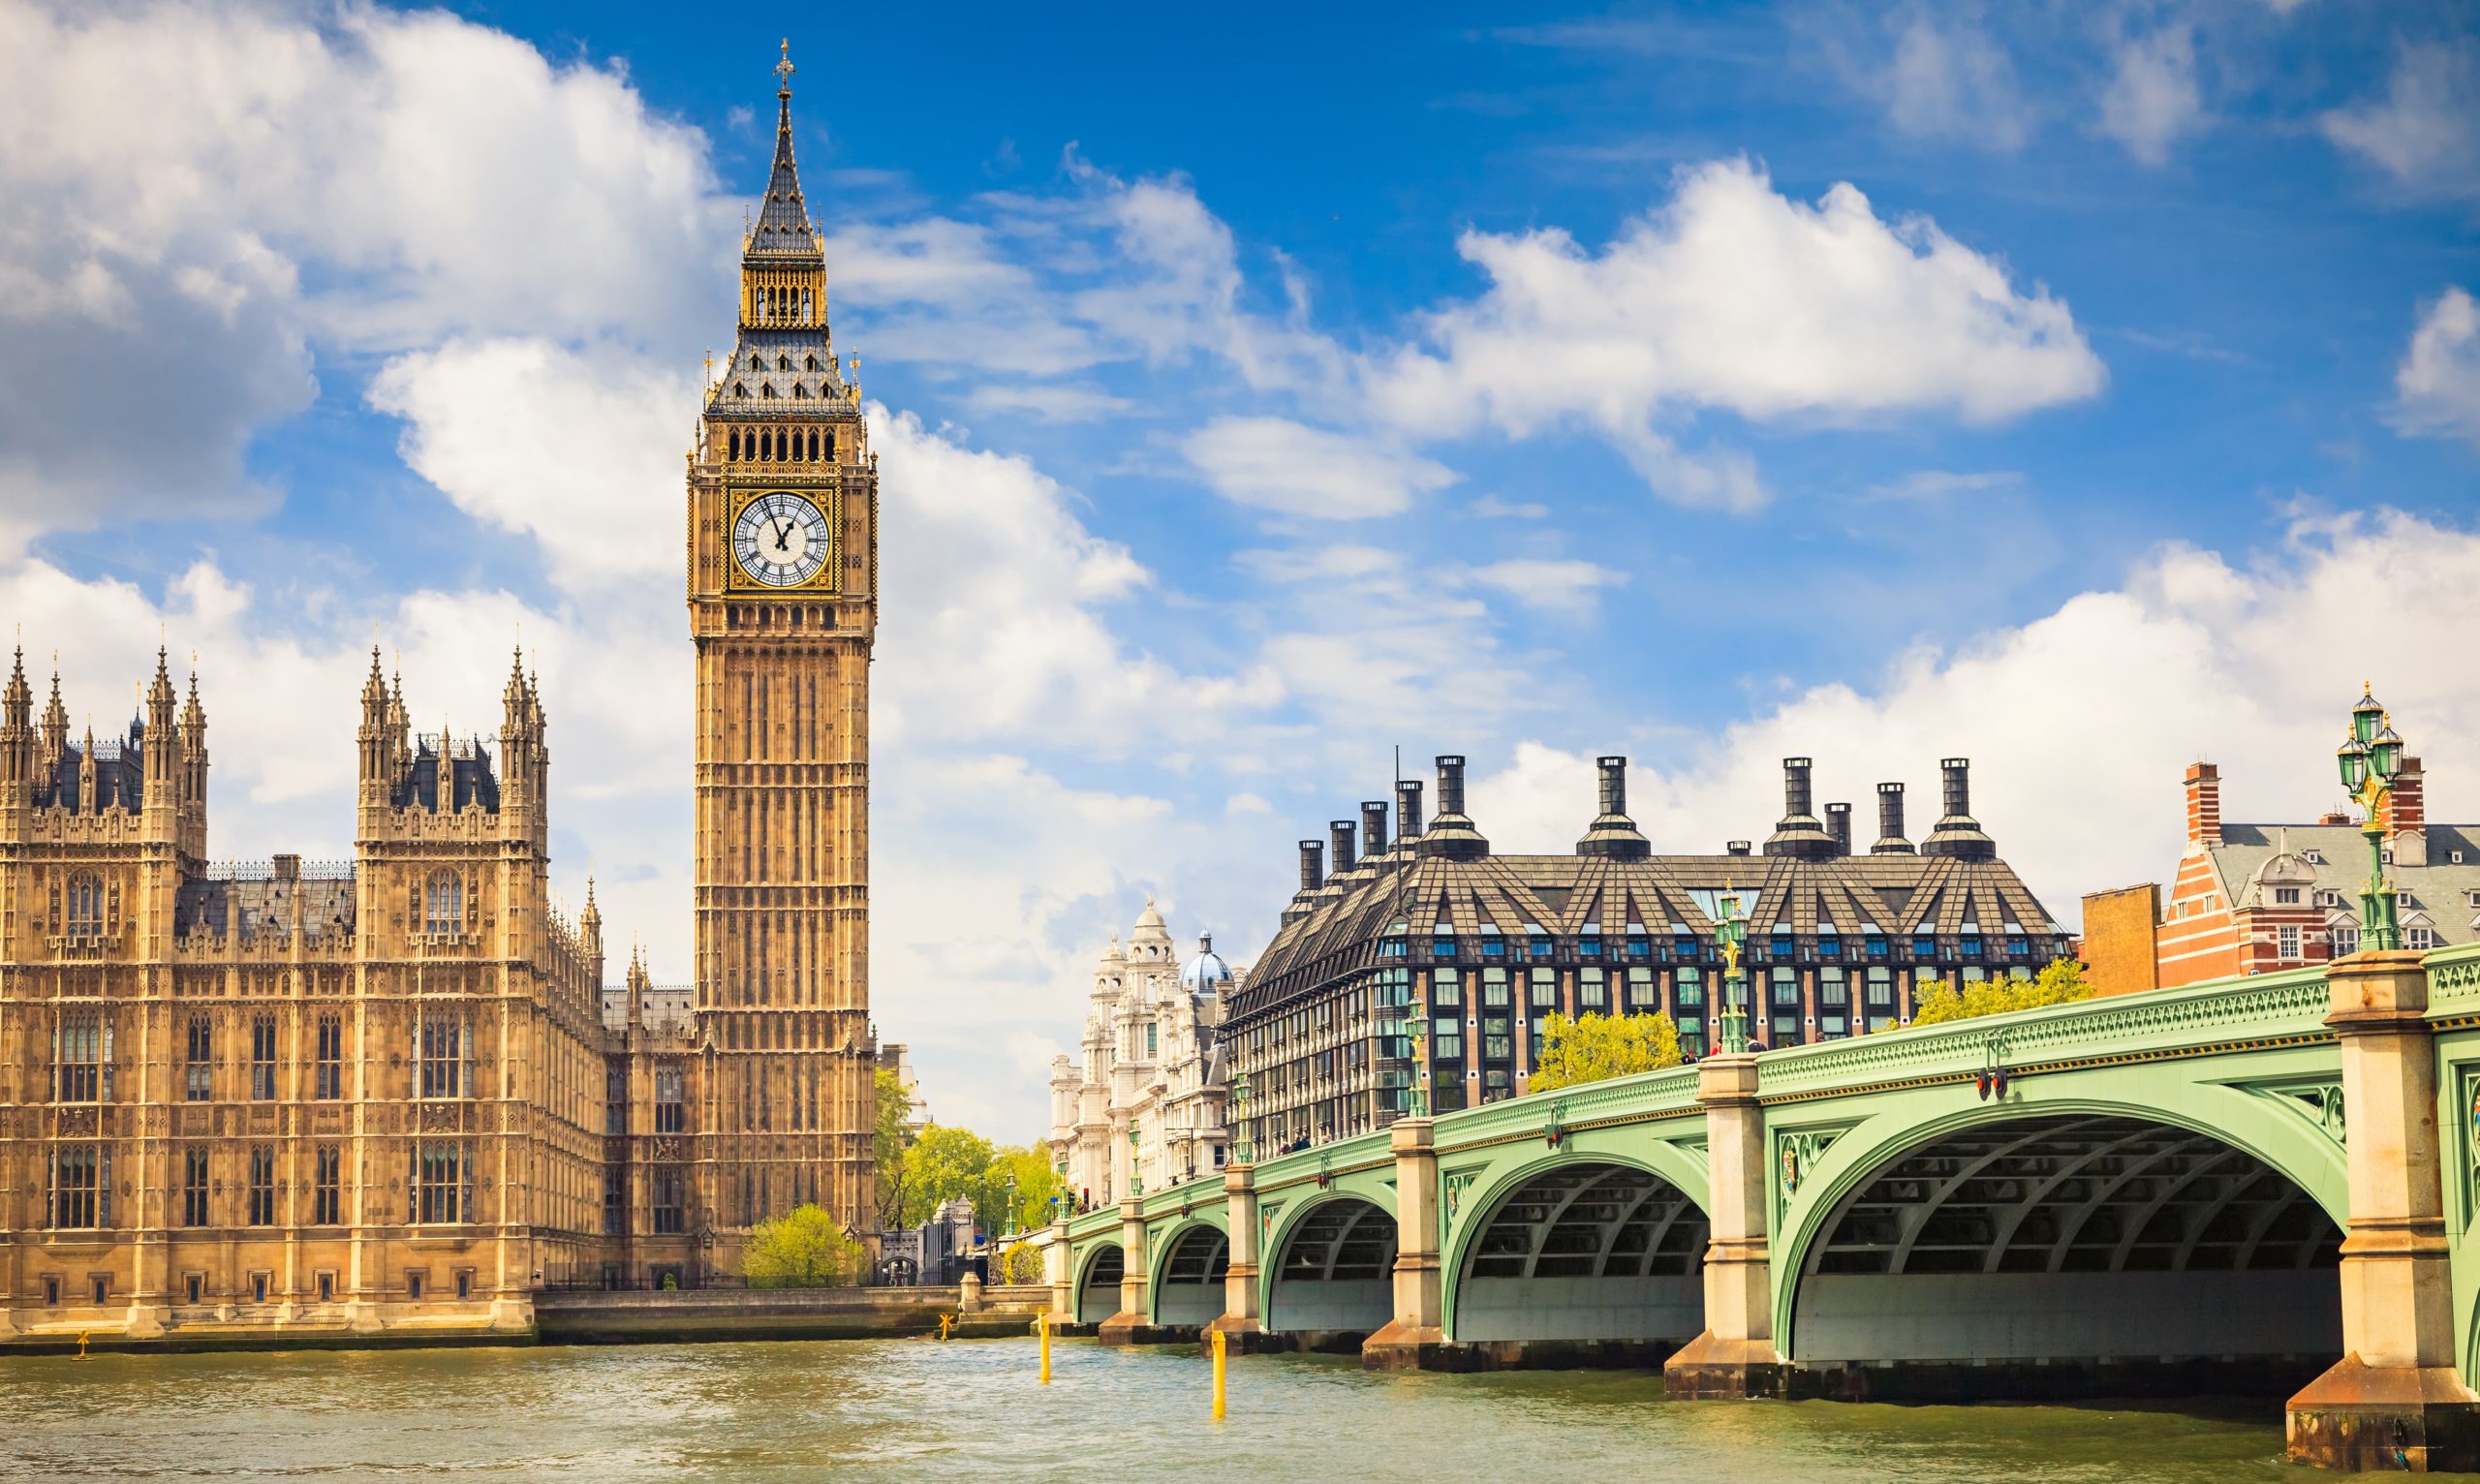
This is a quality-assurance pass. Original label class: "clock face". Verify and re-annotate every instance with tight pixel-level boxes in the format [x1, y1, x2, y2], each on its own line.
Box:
[733, 491, 832, 588]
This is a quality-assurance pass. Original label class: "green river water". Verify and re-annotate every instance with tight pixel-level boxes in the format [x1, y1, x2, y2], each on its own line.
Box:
[2, 1338, 2463, 1482]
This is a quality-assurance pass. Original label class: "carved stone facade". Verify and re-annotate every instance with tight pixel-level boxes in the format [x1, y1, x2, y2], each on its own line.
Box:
[1048, 902, 1239, 1207]
[0, 648, 663, 1340]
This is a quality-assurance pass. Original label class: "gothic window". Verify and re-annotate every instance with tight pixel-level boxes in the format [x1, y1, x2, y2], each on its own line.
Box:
[182, 1147, 210, 1226]
[804, 355, 818, 372]
[423, 869, 462, 935]
[411, 1142, 466, 1223]
[315, 1013, 343, 1099]
[728, 429, 741, 460]
[734, 383, 748, 398]
[750, 355, 762, 371]
[777, 355, 790, 371]
[49, 1145, 103, 1228]
[653, 1169, 684, 1233]
[655, 1064, 685, 1132]
[250, 1011, 277, 1100]
[418, 1015, 466, 1098]
[55, 1006, 106, 1101]
[314, 1145, 341, 1225]
[761, 385, 777, 399]
[246, 1145, 275, 1225]
[602, 1168, 624, 1235]
[605, 1061, 627, 1134]
[64, 872, 105, 937]
[792, 384, 807, 399]
[185, 1014, 213, 1101]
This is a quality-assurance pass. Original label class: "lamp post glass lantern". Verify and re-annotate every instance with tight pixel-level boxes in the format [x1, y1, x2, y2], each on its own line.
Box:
[2336, 685, 2405, 953]
[1128, 1125, 1142, 1198]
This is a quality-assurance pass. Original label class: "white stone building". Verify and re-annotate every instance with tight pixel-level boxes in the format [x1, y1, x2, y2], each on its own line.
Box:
[1048, 901, 1240, 1209]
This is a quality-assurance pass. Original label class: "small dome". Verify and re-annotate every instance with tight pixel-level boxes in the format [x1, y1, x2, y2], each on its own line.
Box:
[1179, 932, 1234, 995]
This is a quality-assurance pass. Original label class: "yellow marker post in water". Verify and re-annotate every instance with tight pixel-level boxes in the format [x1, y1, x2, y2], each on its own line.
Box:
[939, 1313, 955, 1342]
[1210, 1328, 1227, 1421]
[1038, 1310, 1052, 1383]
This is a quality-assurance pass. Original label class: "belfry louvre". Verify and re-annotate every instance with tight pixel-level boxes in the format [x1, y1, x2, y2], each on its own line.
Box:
[1224, 754, 2069, 1155]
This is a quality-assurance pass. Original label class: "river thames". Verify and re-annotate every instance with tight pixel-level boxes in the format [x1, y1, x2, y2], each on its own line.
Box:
[0, 1336, 2392, 1482]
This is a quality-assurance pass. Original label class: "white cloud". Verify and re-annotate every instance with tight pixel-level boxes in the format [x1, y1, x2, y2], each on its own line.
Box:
[2322, 44, 2480, 198]
[0, 0, 732, 538]
[1462, 510, 2480, 933]
[1465, 558, 1629, 615]
[2096, 26, 2203, 167]
[874, 408, 1282, 751]
[1866, 468, 2025, 501]
[369, 338, 699, 591]
[2396, 287, 2480, 448]
[1366, 159, 2105, 506]
[1182, 417, 1457, 518]
[1876, 10, 2033, 151]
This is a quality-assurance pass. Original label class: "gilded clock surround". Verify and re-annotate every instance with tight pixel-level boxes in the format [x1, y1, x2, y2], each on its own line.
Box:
[726, 486, 840, 593]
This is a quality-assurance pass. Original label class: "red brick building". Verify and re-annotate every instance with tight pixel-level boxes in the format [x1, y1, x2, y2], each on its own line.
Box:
[2093, 745, 2464, 993]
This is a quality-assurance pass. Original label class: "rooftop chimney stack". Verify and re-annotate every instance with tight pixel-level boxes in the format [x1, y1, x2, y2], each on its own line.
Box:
[2383, 755, 2427, 867]
[1576, 754, 1652, 859]
[1921, 757, 1997, 860]
[1297, 840, 1324, 893]
[1824, 802, 1852, 856]
[1361, 800, 1390, 859]
[1329, 819, 1358, 878]
[1395, 779, 1424, 844]
[1726, 839, 1752, 856]
[1763, 756, 1837, 858]
[1872, 782, 1915, 853]
[2184, 761, 2222, 851]
[1419, 754, 1491, 860]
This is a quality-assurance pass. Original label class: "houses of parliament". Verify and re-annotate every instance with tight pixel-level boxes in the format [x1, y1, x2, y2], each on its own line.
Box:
[0, 52, 878, 1341]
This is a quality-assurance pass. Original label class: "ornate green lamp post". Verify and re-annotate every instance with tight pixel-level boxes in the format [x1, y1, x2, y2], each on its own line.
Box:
[1716, 882, 1751, 1055]
[2336, 684, 2407, 953]
[1229, 1068, 1252, 1163]
[1128, 1125, 1143, 1198]
[1410, 1013, 1430, 1118]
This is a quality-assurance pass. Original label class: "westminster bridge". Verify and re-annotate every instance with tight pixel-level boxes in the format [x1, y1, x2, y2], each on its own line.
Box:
[1039, 947, 2480, 1471]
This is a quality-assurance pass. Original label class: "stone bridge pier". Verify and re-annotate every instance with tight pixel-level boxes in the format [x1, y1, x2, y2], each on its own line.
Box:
[2286, 953, 2480, 1471]
[1659, 1054, 1784, 1398]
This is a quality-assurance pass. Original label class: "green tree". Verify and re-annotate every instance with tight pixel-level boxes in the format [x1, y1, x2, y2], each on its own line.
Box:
[872, 1067, 914, 1230]
[999, 1240, 1044, 1285]
[1529, 1011, 1684, 1092]
[899, 1124, 999, 1231]
[742, 1204, 865, 1288]
[1909, 958, 2093, 1027]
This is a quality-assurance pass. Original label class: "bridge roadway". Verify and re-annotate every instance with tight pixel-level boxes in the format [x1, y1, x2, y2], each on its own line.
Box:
[1038, 947, 2480, 1472]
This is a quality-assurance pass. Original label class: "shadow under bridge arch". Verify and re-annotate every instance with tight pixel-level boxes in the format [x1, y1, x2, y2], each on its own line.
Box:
[1450, 1159, 1708, 1345]
[1265, 1196, 1396, 1343]
[1151, 1224, 1228, 1327]
[1789, 1111, 2341, 1395]
[1074, 1245, 1124, 1325]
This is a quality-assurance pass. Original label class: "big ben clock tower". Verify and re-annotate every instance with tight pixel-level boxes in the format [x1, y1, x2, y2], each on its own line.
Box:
[687, 44, 877, 1240]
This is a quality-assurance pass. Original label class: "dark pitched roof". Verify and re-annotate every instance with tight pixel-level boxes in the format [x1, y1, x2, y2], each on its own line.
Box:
[1227, 846, 2062, 1023]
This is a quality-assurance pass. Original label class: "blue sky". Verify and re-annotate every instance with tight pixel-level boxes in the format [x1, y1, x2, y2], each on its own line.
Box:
[3, 1, 2476, 1135]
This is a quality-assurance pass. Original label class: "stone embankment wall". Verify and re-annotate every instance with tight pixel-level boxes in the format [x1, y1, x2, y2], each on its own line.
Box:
[535, 1284, 1052, 1345]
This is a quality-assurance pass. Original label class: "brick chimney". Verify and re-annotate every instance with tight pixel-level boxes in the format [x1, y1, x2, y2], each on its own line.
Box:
[2184, 762, 2221, 850]
[2382, 756, 2427, 867]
